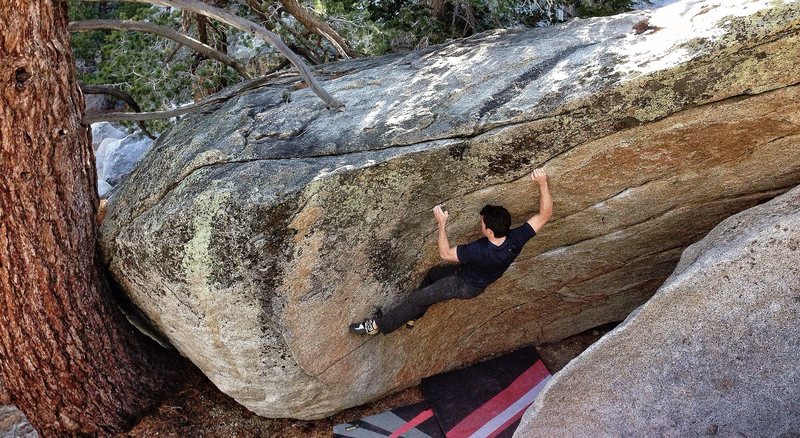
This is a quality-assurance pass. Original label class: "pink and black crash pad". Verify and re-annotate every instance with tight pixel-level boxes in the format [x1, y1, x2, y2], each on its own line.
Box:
[334, 348, 551, 438]
[420, 347, 551, 438]
[333, 401, 445, 438]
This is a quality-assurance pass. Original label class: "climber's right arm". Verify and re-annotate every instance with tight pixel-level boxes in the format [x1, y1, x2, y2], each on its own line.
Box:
[434, 205, 459, 262]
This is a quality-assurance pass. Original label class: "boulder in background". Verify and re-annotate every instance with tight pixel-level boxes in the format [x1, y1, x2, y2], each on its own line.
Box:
[516, 185, 800, 437]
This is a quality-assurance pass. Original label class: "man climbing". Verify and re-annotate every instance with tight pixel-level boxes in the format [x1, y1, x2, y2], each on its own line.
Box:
[349, 168, 553, 335]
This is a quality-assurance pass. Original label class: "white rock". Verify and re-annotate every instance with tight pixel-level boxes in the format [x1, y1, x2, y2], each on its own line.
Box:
[98, 179, 114, 198]
[228, 32, 269, 63]
[90, 122, 126, 150]
[98, 0, 800, 420]
[101, 134, 154, 187]
[95, 137, 120, 180]
[516, 186, 800, 437]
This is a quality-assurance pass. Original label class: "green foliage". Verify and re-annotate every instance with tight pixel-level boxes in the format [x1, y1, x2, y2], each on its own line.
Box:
[68, 0, 635, 134]
[575, 0, 635, 17]
[322, 0, 447, 53]
[310, 0, 635, 55]
[68, 2, 240, 134]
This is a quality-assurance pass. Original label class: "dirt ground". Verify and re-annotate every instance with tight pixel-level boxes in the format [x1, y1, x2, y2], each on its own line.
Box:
[0, 322, 618, 437]
[124, 370, 425, 438]
[125, 322, 620, 437]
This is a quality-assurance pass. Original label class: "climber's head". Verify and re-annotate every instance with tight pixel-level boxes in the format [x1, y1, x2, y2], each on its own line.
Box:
[480, 205, 511, 238]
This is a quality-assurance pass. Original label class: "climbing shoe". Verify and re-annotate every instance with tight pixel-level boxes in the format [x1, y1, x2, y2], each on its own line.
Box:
[349, 318, 379, 335]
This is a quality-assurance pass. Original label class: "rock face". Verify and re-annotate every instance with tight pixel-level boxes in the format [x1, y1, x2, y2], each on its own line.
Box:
[91, 123, 153, 197]
[0, 406, 37, 438]
[99, 0, 800, 419]
[516, 185, 800, 437]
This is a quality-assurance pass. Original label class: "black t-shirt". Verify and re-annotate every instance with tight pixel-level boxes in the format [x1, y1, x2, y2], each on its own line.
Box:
[456, 222, 536, 288]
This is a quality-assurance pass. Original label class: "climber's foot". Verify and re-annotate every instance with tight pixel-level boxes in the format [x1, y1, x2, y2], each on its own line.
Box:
[349, 318, 379, 335]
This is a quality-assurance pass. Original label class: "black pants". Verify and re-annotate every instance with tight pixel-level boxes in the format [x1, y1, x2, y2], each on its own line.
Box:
[375, 264, 485, 334]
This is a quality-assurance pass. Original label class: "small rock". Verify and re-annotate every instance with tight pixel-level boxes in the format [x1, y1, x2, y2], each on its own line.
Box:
[101, 134, 154, 186]
[90, 122, 126, 150]
[98, 180, 113, 199]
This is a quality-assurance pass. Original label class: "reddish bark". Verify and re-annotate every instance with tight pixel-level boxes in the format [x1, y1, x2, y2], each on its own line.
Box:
[0, 1, 179, 435]
[431, 0, 448, 20]
[0, 377, 8, 405]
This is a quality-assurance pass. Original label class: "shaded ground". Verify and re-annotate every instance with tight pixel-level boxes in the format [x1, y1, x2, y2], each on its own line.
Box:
[126, 322, 618, 437]
[124, 368, 425, 438]
[0, 323, 616, 437]
[535, 322, 621, 373]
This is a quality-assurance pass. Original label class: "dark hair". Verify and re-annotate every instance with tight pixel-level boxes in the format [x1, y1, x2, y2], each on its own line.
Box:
[480, 205, 511, 237]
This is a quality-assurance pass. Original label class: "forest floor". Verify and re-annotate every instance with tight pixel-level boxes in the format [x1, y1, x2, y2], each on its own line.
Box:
[0, 323, 618, 437]
[125, 322, 618, 437]
[124, 370, 425, 438]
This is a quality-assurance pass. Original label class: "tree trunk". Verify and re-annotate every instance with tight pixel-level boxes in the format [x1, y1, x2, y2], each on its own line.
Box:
[0, 376, 8, 405]
[431, 0, 448, 20]
[0, 1, 179, 435]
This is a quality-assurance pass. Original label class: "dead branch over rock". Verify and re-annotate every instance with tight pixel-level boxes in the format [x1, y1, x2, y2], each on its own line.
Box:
[96, 0, 344, 109]
[68, 19, 251, 79]
[80, 83, 157, 138]
[276, 0, 360, 59]
[82, 65, 292, 123]
[246, 0, 324, 65]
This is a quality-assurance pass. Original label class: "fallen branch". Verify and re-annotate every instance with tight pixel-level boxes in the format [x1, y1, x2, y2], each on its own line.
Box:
[83, 101, 208, 120]
[277, 0, 359, 59]
[87, 0, 344, 109]
[247, 0, 323, 65]
[68, 19, 250, 79]
[83, 68, 291, 123]
[80, 83, 157, 139]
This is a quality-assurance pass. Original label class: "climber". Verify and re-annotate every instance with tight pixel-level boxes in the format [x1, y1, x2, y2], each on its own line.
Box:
[349, 168, 553, 335]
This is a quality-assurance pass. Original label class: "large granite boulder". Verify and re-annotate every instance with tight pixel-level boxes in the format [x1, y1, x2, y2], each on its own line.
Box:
[516, 185, 800, 437]
[99, 0, 800, 418]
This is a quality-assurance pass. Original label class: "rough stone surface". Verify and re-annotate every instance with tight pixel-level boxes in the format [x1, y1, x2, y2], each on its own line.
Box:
[100, 0, 800, 419]
[95, 136, 116, 177]
[98, 179, 113, 198]
[0, 406, 37, 438]
[517, 185, 800, 437]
